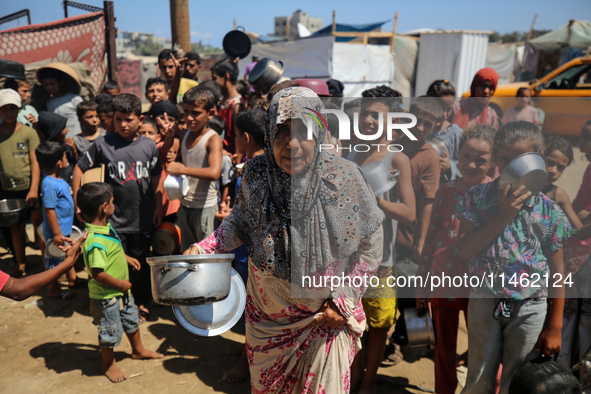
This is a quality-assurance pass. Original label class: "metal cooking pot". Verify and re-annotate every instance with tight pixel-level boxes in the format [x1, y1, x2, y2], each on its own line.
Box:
[147, 254, 234, 306]
[499, 152, 547, 195]
[222, 27, 251, 59]
[404, 304, 436, 347]
[151, 222, 181, 255]
[248, 57, 284, 93]
[0, 199, 31, 227]
[0, 59, 25, 80]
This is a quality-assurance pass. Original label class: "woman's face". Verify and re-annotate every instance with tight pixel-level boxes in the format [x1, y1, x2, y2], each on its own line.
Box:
[273, 118, 316, 175]
[473, 81, 495, 106]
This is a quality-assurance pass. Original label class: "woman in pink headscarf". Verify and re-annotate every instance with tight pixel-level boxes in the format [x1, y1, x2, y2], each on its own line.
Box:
[452, 68, 499, 130]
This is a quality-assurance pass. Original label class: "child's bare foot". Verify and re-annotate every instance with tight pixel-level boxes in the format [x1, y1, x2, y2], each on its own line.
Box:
[223, 353, 249, 383]
[131, 349, 163, 360]
[104, 362, 127, 383]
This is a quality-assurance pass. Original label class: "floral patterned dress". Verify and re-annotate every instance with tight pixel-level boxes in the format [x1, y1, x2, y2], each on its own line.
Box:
[194, 212, 383, 393]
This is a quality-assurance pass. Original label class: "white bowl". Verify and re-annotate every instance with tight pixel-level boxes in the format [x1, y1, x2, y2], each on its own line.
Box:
[164, 174, 189, 200]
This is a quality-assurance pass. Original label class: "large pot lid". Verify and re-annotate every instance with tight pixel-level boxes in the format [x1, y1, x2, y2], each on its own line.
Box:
[173, 268, 246, 337]
[222, 27, 251, 59]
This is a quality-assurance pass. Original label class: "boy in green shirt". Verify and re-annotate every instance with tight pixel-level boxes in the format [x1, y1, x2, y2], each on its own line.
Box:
[77, 182, 162, 383]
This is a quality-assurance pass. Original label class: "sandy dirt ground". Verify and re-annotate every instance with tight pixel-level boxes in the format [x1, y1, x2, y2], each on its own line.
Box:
[0, 234, 456, 394]
[0, 148, 586, 393]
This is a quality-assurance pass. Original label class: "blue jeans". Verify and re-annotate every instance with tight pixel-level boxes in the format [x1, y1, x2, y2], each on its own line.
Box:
[89, 292, 140, 348]
[461, 293, 547, 394]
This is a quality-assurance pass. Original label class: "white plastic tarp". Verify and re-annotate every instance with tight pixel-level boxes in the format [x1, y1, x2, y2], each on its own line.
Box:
[416, 31, 490, 96]
[238, 35, 332, 80]
[238, 35, 397, 97]
[530, 20, 591, 50]
[486, 43, 517, 85]
[331, 42, 395, 97]
[392, 35, 418, 96]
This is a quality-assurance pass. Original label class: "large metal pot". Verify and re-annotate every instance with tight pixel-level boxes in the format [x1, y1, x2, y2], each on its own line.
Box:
[248, 57, 284, 93]
[404, 305, 436, 347]
[146, 254, 234, 306]
[0, 199, 31, 227]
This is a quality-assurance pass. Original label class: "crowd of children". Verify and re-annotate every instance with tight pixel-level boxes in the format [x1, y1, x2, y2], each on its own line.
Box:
[0, 52, 590, 394]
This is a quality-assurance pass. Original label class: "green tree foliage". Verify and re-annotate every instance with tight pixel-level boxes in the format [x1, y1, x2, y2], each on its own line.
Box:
[191, 41, 223, 55]
[489, 30, 551, 43]
[132, 38, 162, 56]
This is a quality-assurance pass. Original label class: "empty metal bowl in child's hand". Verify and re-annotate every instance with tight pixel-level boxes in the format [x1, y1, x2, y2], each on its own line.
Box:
[360, 151, 399, 196]
[499, 152, 547, 196]
[425, 136, 450, 158]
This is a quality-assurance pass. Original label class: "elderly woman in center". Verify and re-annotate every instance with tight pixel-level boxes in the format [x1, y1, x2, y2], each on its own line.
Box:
[184, 87, 384, 393]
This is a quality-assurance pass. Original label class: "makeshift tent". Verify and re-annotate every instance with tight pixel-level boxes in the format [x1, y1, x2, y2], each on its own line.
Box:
[415, 30, 491, 96]
[486, 43, 517, 85]
[530, 20, 591, 51]
[238, 34, 418, 97]
[312, 21, 389, 43]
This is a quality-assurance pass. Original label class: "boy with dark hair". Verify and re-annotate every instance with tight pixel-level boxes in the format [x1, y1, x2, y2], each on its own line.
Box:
[97, 101, 115, 133]
[0, 89, 40, 276]
[168, 86, 222, 250]
[73, 93, 163, 318]
[211, 58, 244, 155]
[386, 96, 443, 364]
[145, 77, 169, 105]
[103, 81, 121, 97]
[74, 100, 105, 156]
[35, 141, 75, 299]
[77, 182, 162, 383]
[183, 51, 202, 82]
[3, 78, 38, 128]
[207, 115, 225, 136]
[219, 108, 266, 383]
[351, 87, 417, 393]
[157, 49, 199, 104]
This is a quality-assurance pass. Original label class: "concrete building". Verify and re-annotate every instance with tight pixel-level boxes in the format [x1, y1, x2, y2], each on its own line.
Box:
[274, 10, 323, 39]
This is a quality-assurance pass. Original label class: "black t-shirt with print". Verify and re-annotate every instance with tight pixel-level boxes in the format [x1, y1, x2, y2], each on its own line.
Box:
[78, 133, 161, 235]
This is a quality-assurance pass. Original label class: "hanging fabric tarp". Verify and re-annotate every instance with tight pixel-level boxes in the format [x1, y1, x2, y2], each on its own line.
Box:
[530, 20, 591, 50]
[0, 12, 106, 91]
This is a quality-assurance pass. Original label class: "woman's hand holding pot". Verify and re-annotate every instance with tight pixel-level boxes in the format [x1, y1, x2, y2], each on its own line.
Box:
[183, 244, 202, 255]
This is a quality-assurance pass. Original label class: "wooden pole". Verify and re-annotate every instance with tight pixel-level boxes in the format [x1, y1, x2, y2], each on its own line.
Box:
[286, 21, 290, 40]
[64, 1, 68, 18]
[233, 19, 236, 30]
[332, 10, 336, 38]
[170, 0, 191, 54]
[525, 13, 537, 43]
[390, 12, 398, 53]
[103, 1, 117, 82]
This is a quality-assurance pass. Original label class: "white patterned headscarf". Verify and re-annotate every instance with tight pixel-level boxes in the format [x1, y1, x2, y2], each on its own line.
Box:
[232, 87, 383, 283]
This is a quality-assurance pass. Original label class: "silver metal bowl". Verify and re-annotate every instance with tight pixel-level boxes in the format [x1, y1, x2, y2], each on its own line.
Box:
[173, 268, 246, 337]
[147, 254, 234, 306]
[0, 199, 29, 227]
[499, 152, 547, 195]
[404, 307, 436, 347]
[425, 136, 450, 158]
